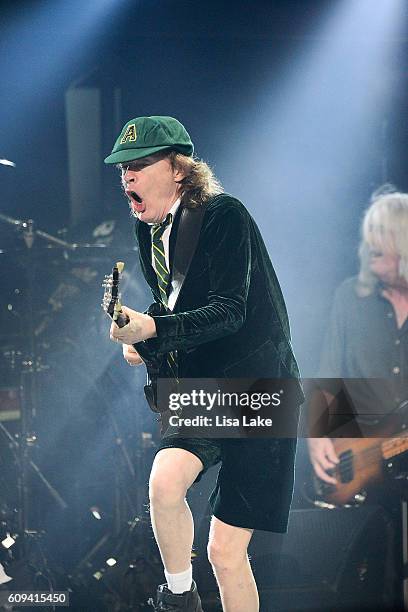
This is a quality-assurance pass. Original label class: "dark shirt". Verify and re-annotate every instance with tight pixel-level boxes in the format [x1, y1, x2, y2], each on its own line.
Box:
[318, 277, 408, 425]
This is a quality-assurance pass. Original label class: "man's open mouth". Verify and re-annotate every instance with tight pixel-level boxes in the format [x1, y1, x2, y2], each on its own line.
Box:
[128, 191, 146, 214]
[129, 191, 143, 203]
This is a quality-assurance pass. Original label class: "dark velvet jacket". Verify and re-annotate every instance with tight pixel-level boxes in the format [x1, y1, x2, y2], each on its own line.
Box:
[135, 193, 303, 402]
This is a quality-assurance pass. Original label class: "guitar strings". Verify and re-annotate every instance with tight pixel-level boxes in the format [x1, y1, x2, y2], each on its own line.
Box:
[329, 434, 408, 478]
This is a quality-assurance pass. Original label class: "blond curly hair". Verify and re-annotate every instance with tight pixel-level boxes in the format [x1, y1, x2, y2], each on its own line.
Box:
[357, 185, 408, 295]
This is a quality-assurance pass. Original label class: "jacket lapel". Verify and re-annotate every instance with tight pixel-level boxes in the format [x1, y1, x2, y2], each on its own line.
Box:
[136, 197, 213, 307]
[169, 198, 213, 310]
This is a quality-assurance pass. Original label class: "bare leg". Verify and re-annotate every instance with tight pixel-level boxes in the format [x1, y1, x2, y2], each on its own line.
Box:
[149, 448, 203, 573]
[208, 517, 258, 612]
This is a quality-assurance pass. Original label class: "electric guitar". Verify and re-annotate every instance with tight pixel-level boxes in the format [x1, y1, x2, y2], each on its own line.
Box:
[311, 415, 408, 506]
[102, 261, 169, 413]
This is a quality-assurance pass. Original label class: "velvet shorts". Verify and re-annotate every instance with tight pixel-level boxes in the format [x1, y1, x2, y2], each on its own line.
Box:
[156, 436, 297, 533]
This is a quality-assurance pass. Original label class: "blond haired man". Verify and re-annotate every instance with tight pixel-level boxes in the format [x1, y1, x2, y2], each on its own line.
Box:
[309, 188, 408, 486]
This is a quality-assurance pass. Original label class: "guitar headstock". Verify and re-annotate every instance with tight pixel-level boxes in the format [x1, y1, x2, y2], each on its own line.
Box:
[102, 261, 125, 321]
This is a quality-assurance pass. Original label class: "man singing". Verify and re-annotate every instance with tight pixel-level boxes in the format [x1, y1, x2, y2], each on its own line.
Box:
[104, 116, 303, 611]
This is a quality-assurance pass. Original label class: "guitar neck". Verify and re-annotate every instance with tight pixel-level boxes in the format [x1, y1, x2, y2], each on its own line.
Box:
[113, 310, 129, 329]
[112, 298, 129, 329]
[382, 429, 408, 460]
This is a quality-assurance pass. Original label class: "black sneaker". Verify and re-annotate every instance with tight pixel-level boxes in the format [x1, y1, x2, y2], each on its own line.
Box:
[150, 580, 204, 611]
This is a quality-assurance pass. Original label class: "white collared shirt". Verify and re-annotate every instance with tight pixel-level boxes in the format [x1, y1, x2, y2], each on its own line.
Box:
[151, 198, 181, 311]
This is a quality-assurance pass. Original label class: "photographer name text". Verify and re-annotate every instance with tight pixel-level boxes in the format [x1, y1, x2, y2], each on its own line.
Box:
[168, 414, 273, 428]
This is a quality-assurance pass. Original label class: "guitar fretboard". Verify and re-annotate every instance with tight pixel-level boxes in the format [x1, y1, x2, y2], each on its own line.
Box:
[382, 429, 408, 460]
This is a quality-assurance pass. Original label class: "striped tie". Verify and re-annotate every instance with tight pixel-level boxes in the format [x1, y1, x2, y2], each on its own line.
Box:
[151, 213, 178, 380]
[151, 213, 172, 305]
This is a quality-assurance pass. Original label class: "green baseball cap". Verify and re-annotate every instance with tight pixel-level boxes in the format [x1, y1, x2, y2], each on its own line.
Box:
[104, 115, 194, 164]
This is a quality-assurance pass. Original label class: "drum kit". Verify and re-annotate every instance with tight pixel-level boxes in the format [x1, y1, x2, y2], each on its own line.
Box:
[0, 201, 161, 608]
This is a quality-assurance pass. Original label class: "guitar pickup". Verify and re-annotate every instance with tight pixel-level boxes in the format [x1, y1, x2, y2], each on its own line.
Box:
[338, 449, 354, 483]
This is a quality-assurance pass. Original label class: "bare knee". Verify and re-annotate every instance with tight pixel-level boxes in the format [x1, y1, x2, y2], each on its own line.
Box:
[207, 538, 247, 573]
[149, 471, 187, 508]
[149, 448, 203, 509]
[207, 519, 253, 574]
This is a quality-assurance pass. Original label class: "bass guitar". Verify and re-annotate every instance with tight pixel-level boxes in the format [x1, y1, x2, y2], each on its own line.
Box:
[311, 414, 408, 506]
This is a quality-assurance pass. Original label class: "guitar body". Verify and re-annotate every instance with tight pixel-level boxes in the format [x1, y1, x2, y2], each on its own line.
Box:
[312, 408, 408, 505]
[315, 437, 385, 506]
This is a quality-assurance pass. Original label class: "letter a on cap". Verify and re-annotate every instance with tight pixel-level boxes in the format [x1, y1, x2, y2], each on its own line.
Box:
[120, 124, 137, 144]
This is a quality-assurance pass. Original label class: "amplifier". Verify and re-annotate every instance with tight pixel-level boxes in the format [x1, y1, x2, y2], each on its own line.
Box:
[193, 505, 400, 612]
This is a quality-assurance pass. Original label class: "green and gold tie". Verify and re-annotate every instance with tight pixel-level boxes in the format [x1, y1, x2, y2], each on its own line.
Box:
[151, 213, 172, 305]
[151, 213, 178, 380]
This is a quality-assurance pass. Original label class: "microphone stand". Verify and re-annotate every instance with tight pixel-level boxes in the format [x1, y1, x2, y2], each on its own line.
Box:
[0, 212, 102, 251]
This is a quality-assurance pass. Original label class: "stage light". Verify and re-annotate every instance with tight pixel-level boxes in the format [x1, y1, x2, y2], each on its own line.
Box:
[90, 506, 102, 520]
[1, 533, 16, 549]
[105, 557, 117, 567]
[1, 0, 127, 145]
[0, 159, 16, 167]
[93, 570, 104, 580]
[215, 0, 405, 377]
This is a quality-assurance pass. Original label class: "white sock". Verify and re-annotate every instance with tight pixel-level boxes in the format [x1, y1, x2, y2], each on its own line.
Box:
[164, 565, 193, 594]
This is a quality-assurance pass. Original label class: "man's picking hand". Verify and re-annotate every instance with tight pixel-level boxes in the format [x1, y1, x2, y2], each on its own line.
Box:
[307, 437, 339, 485]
